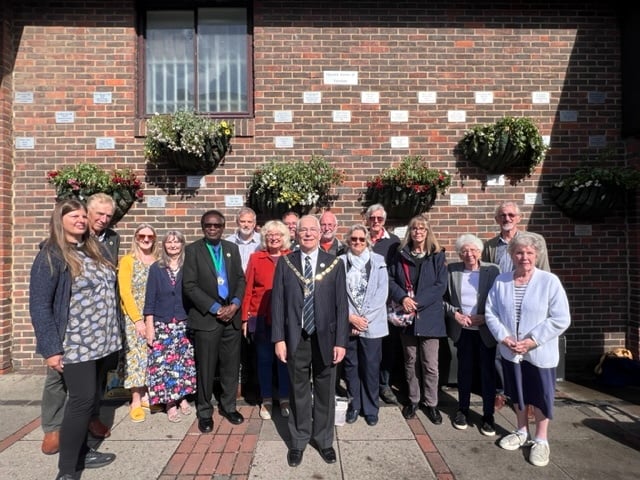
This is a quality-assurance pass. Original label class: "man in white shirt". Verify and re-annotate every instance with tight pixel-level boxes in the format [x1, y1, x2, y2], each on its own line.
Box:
[226, 207, 261, 273]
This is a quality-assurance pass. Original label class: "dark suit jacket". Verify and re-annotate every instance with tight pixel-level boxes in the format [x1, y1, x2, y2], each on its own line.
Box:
[101, 228, 120, 264]
[443, 261, 500, 348]
[183, 238, 246, 330]
[271, 249, 350, 366]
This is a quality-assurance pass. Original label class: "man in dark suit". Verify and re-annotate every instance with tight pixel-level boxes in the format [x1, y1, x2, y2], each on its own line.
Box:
[183, 209, 247, 433]
[271, 215, 349, 467]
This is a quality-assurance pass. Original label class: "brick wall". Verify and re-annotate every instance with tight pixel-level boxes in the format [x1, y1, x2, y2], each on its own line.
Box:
[2, 1, 637, 376]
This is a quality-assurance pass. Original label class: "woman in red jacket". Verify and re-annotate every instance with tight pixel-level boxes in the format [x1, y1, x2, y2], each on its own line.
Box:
[242, 220, 292, 420]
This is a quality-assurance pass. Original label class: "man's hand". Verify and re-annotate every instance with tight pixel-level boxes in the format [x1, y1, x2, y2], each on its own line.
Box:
[275, 341, 287, 363]
[333, 346, 346, 364]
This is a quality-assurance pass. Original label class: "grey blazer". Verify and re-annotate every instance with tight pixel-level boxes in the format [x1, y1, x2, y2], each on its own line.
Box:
[443, 261, 500, 348]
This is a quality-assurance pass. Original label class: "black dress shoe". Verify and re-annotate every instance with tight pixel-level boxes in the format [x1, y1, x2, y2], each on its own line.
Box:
[198, 417, 214, 433]
[83, 448, 116, 469]
[402, 403, 418, 419]
[56, 474, 78, 480]
[345, 407, 359, 424]
[380, 387, 397, 404]
[220, 409, 244, 425]
[287, 448, 304, 467]
[425, 406, 443, 425]
[365, 414, 378, 426]
[318, 446, 337, 464]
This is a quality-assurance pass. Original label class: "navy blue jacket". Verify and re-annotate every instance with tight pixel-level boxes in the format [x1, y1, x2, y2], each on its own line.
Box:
[143, 262, 188, 323]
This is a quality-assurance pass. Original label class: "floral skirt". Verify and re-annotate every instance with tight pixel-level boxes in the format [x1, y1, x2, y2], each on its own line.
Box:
[147, 318, 197, 405]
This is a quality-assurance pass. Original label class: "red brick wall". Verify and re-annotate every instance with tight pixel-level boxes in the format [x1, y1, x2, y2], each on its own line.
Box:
[3, 1, 636, 376]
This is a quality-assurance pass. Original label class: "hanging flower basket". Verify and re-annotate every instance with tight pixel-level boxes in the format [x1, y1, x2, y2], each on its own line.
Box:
[363, 156, 451, 219]
[550, 166, 640, 220]
[144, 111, 234, 175]
[459, 117, 547, 175]
[247, 156, 344, 218]
[47, 163, 144, 224]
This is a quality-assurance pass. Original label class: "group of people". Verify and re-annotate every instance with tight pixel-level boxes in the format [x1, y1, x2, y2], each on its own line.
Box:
[29, 197, 570, 479]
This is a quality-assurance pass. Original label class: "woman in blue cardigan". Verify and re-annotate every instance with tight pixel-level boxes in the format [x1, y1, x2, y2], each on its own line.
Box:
[486, 232, 570, 467]
[30, 199, 121, 480]
[388, 215, 447, 424]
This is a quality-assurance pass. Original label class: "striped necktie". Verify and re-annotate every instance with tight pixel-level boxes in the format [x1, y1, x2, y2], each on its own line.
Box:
[302, 255, 315, 335]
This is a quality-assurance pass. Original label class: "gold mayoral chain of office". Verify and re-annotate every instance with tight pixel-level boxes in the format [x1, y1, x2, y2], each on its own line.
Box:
[283, 255, 341, 296]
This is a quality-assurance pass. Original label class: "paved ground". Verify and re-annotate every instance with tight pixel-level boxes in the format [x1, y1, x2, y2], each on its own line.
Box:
[0, 373, 639, 480]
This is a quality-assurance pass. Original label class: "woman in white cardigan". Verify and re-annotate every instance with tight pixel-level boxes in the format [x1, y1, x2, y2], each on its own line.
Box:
[485, 232, 570, 468]
[339, 224, 389, 426]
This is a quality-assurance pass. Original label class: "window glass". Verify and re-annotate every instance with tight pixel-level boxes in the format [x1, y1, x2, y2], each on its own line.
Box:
[144, 8, 248, 115]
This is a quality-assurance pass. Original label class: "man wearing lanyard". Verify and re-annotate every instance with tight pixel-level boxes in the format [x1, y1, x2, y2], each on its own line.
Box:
[183, 210, 246, 433]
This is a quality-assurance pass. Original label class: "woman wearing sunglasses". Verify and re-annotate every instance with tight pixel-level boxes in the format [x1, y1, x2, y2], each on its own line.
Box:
[118, 223, 159, 422]
[339, 224, 389, 426]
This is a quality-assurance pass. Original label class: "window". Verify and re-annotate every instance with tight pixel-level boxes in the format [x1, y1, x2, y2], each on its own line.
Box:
[142, 6, 251, 116]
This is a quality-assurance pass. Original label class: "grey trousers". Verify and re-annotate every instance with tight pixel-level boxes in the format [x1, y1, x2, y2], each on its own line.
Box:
[400, 334, 440, 407]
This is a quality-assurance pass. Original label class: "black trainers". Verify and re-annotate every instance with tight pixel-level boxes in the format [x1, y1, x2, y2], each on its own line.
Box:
[83, 448, 116, 469]
[424, 405, 443, 425]
[379, 387, 397, 404]
[481, 416, 496, 436]
[452, 410, 468, 430]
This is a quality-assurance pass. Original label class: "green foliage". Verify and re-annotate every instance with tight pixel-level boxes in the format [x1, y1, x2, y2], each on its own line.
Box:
[459, 116, 547, 175]
[248, 156, 344, 208]
[366, 156, 452, 197]
[47, 163, 144, 202]
[553, 166, 640, 191]
[144, 110, 234, 172]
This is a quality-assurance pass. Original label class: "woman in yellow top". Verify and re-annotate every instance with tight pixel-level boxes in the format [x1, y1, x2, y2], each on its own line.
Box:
[118, 224, 159, 422]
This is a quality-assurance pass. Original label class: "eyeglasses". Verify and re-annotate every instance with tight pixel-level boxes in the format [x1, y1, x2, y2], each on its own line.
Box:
[265, 233, 283, 238]
[410, 227, 427, 232]
[136, 234, 155, 241]
[498, 213, 517, 219]
[320, 223, 336, 228]
[298, 228, 319, 234]
[368, 216, 384, 222]
[460, 248, 480, 255]
[203, 222, 224, 229]
[350, 237, 367, 243]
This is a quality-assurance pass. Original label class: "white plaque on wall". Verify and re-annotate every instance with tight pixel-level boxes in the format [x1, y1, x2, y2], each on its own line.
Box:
[542, 135, 551, 146]
[486, 174, 505, 186]
[524, 193, 542, 205]
[55, 111, 75, 124]
[275, 136, 294, 148]
[474, 92, 494, 104]
[15, 137, 35, 149]
[559, 110, 578, 122]
[574, 224, 593, 236]
[332, 111, 351, 122]
[15, 92, 34, 103]
[96, 137, 115, 149]
[531, 91, 551, 104]
[323, 71, 358, 85]
[225, 195, 244, 207]
[588, 135, 607, 148]
[186, 176, 206, 189]
[93, 92, 113, 104]
[389, 110, 409, 122]
[447, 110, 466, 123]
[273, 110, 293, 123]
[146, 195, 166, 208]
[361, 92, 380, 104]
[450, 194, 468, 206]
[588, 91, 606, 104]
[390, 136, 409, 149]
[303, 91, 322, 103]
[417, 91, 437, 104]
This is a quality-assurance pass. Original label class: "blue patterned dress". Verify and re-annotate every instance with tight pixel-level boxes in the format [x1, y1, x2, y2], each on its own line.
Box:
[145, 264, 196, 405]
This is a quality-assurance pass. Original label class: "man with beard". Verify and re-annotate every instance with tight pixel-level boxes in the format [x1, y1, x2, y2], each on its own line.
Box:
[318, 211, 345, 256]
[226, 207, 261, 273]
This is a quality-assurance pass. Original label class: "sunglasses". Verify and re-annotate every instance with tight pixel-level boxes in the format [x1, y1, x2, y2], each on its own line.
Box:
[136, 234, 155, 241]
[203, 222, 224, 229]
[368, 216, 384, 222]
[350, 237, 367, 243]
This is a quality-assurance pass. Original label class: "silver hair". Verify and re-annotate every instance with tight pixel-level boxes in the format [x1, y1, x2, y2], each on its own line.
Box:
[455, 234, 484, 254]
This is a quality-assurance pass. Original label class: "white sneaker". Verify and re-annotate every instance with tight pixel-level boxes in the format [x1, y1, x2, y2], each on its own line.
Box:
[529, 441, 550, 467]
[499, 431, 529, 451]
[259, 403, 272, 420]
